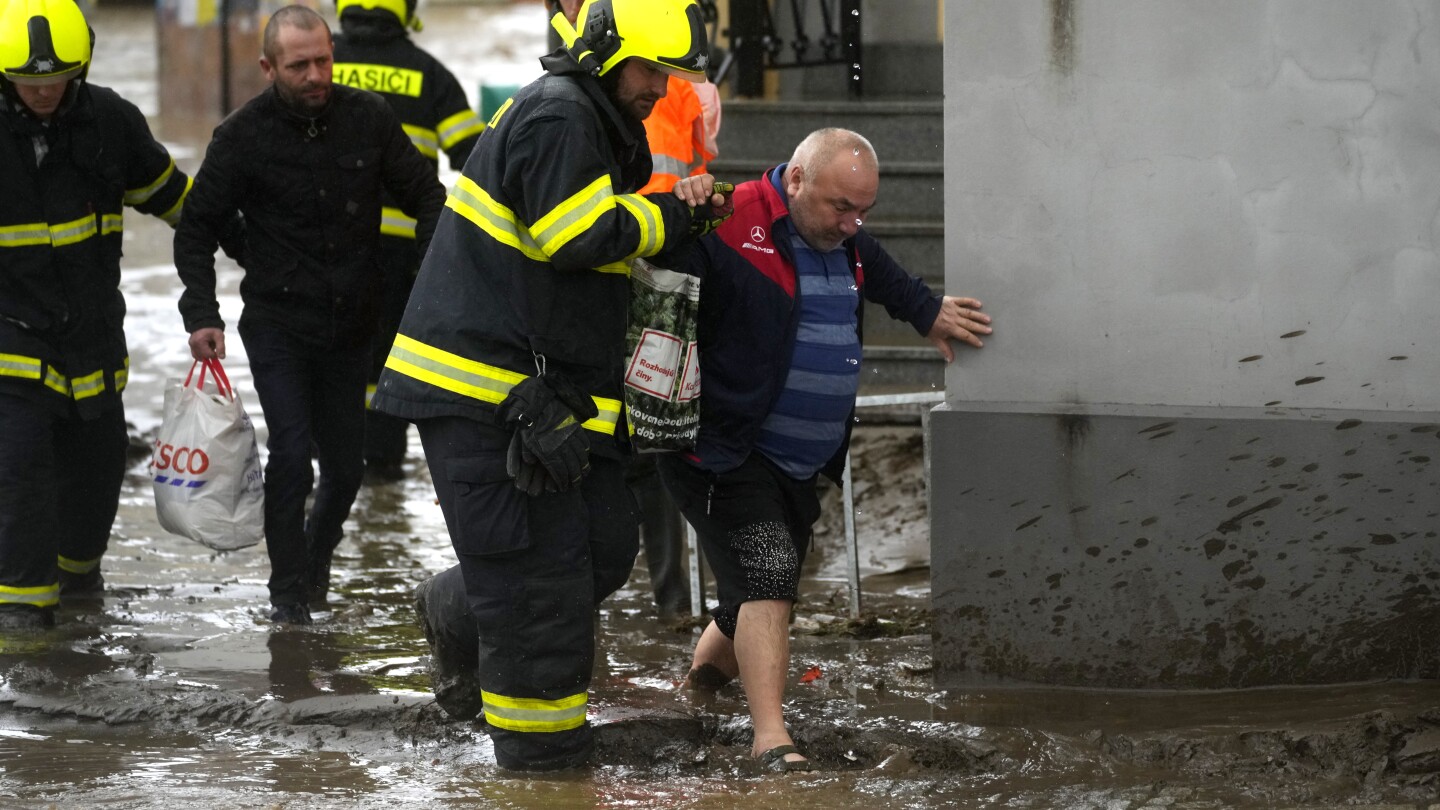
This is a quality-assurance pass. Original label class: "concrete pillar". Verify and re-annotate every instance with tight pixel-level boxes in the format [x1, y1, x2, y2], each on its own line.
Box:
[933, 0, 1440, 688]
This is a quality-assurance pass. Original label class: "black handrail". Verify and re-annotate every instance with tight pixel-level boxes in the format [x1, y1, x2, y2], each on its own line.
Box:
[717, 0, 863, 99]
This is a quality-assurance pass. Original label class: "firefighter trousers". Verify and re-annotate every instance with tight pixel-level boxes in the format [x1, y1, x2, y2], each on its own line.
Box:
[365, 240, 420, 470]
[417, 415, 638, 770]
[0, 391, 126, 609]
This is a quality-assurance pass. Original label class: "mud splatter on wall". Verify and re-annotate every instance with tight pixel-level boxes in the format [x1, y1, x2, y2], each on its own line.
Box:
[1050, 0, 1076, 74]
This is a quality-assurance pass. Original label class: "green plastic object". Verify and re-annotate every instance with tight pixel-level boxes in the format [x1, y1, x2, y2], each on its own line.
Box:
[478, 83, 520, 121]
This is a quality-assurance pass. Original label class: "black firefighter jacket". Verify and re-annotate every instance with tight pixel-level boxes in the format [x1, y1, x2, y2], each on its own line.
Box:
[0, 83, 192, 418]
[370, 51, 698, 455]
[334, 15, 484, 246]
[175, 83, 445, 349]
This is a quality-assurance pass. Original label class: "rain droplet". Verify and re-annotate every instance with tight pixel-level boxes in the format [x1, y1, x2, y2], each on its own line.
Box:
[852, 63, 860, 69]
[851, 8, 859, 15]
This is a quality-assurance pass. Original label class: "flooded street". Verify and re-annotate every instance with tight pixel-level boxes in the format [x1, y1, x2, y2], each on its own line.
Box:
[0, 3, 1438, 808]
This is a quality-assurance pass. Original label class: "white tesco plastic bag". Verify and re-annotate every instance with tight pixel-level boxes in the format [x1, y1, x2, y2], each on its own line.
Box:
[150, 359, 264, 551]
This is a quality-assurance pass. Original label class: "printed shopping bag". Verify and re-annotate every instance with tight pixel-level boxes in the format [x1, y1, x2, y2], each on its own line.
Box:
[623, 257, 701, 452]
[151, 359, 264, 551]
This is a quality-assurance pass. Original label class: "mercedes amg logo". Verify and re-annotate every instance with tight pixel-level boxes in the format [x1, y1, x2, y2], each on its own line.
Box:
[750, 226, 766, 243]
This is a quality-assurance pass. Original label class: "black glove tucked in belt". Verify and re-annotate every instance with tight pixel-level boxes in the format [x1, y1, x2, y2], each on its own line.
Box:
[496, 373, 600, 496]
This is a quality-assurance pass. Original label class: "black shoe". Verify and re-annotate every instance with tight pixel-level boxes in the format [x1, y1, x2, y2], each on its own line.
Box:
[58, 569, 105, 599]
[413, 575, 484, 721]
[270, 602, 312, 625]
[0, 604, 55, 630]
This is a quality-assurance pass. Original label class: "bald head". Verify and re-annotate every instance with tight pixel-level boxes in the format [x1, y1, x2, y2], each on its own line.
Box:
[783, 128, 879, 252]
[262, 5, 331, 64]
[788, 128, 878, 179]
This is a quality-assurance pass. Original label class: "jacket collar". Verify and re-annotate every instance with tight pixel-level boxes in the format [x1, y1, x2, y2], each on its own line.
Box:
[540, 48, 645, 155]
[265, 84, 335, 137]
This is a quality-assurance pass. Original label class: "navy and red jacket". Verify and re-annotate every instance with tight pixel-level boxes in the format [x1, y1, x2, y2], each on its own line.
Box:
[685, 165, 942, 484]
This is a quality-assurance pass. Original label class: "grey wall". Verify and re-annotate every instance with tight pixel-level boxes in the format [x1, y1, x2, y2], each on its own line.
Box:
[944, 0, 1440, 410]
[932, 0, 1440, 688]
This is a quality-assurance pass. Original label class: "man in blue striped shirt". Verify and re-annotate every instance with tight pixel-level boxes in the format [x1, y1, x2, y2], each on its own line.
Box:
[660, 128, 994, 771]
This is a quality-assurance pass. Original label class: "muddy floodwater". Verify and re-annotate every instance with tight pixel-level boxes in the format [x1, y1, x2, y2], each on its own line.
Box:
[2, 4, 1439, 809]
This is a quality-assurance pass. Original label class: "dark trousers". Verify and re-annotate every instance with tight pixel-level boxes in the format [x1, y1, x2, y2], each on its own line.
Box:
[364, 239, 419, 467]
[240, 323, 368, 606]
[659, 453, 820, 639]
[0, 392, 125, 607]
[418, 415, 638, 770]
[625, 453, 691, 616]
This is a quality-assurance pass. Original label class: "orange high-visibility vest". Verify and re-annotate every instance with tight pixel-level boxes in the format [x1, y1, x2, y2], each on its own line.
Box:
[639, 76, 715, 194]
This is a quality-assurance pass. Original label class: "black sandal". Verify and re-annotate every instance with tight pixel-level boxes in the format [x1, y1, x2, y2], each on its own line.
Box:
[757, 744, 814, 773]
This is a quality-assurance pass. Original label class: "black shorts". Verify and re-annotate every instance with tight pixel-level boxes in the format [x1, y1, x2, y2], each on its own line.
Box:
[657, 452, 822, 638]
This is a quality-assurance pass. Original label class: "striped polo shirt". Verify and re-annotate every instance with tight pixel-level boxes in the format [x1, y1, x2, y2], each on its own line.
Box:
[754, 221, 862, 480]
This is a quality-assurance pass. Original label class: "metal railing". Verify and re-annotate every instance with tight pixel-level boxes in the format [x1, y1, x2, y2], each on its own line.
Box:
[686, 390, 942, 619]
[715, 0, 864, 98]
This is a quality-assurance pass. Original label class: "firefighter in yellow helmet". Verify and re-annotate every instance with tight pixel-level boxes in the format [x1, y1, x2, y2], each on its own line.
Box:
[331, 0, 485, 491]
[376, 0, 730, 769]
[0, 0, 202, 628]
[555, 0, 719, 622]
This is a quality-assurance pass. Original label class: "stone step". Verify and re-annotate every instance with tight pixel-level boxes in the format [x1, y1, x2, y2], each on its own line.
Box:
[862, 221, 943, 282]
[715, 99, 944, 166]
[708, 158, 943, 223]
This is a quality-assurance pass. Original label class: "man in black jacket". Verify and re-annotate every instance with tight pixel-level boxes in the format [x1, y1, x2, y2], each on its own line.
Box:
[0, 0, 201, 628]
[332, 0, 484, 482]
[175, 4, 443, 625]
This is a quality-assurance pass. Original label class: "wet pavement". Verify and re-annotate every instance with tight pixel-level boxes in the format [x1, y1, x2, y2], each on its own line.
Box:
[1, 4, 1439, 808]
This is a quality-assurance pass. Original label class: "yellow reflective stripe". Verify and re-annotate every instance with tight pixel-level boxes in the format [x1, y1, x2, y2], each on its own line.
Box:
[57, 555, 100, 574]
[115, 356, 129, 392]
[43, 367, 68, 395]
[0, 583, 59, 608]
[123, 157, 176, 206]
[101, 213, 124, 236]
[0, 221, 51, 247]
[437, 109, 485, 149]
[614, 194, 662, 258]
[486, 97, 513, 129]
[587, 396, 622, 435]
[402, 123, 440, 160]
[49, 214, 98, 247]
[333, 62, 425, 98]
[0, 353, 42, 380]
[446, 176, 548, 262]
[71, 369, 106, 400]
[481, 690, 586, 733]
[365, 382, 377, 409]
[159, 176, 192, 227]
[381, 206, 418, 239]
[594, 261, 631, 275]
[385, 334, 620, 435]
[387, 333, 523, 406]
[530, 175, 614, 256]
